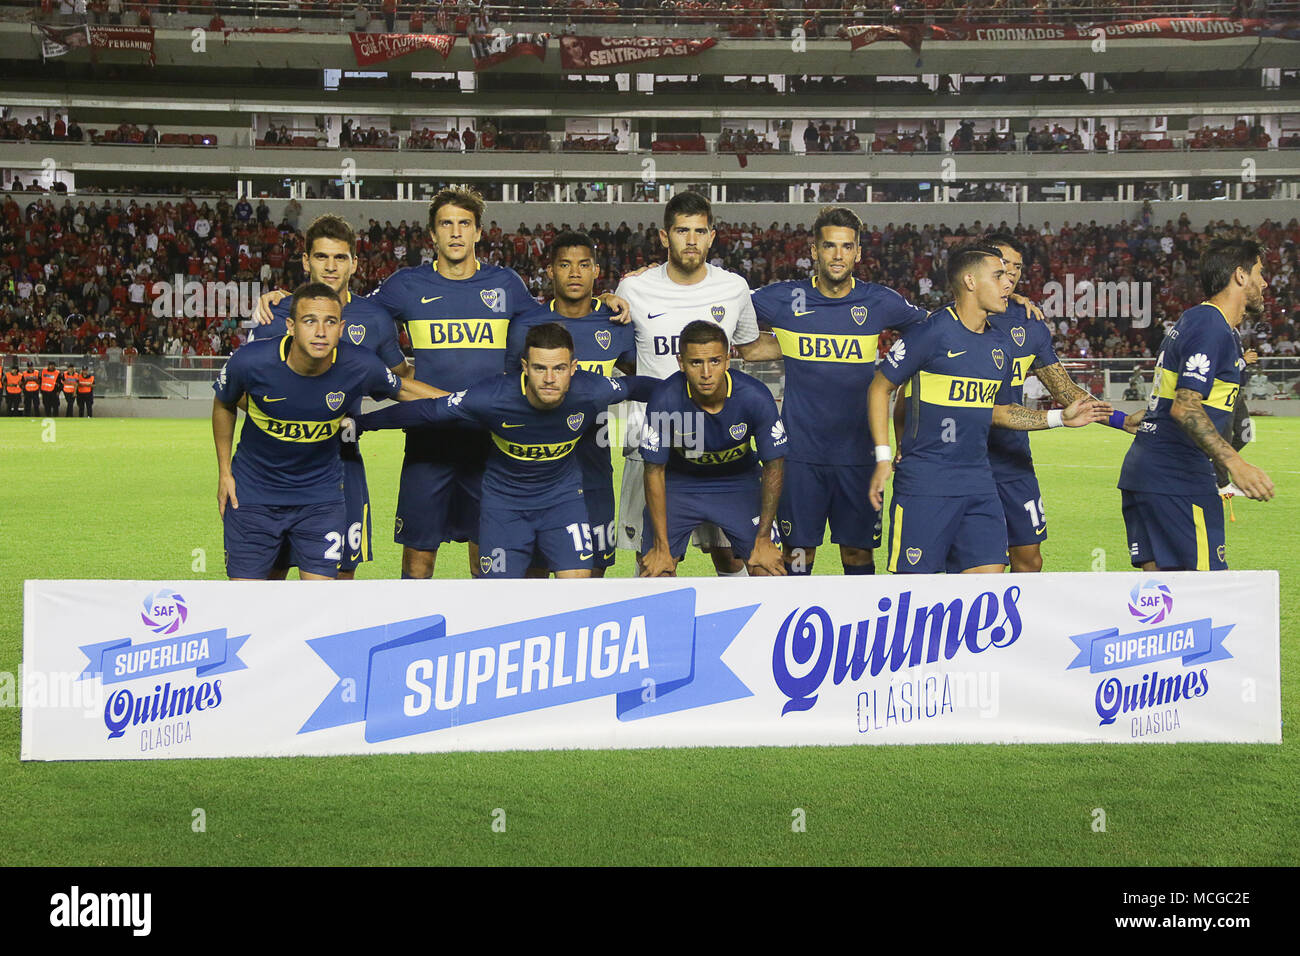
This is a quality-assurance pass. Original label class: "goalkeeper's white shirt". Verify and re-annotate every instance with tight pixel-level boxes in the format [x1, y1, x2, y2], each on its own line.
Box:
[614, 262, 760, 453]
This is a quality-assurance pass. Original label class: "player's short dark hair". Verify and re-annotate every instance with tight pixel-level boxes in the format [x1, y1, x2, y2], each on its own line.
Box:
[429, 186, 485, 230]
[550, 231, 596, 263]
[984, 231, 1025, 257]
[304, 215, 356, 256]
[1199, 238, 1262, 298]
[524, 322, 575, 358]
[946, 244, 1004, 294]
[679, 320, 729, 353]
[289, 281, 342, 319]
[812, 206, 862, 244]
[663, 191, 713, 231]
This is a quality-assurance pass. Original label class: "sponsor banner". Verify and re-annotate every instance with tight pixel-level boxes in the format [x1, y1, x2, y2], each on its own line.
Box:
[470, 31, 549, 70]
[21, 572, 1279, 760]
[842, 18, 1299, 49]
[559, 35, 717, 70]
[348, 32, 456, 67]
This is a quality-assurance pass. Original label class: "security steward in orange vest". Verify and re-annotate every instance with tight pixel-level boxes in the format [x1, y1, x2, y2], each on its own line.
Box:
[76, 365, 95, 417]
[3, 364, 21, 416]
[39, 360, 61, 416]
[61, 363, 79, 417]
[22, 361, 41, 415]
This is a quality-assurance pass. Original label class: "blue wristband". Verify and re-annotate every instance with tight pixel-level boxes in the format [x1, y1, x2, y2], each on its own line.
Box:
[1107, 409, 1127, 430]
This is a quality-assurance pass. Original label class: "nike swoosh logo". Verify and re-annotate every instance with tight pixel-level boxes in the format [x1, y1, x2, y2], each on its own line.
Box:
[947, 350, 967, 358]
[500, 422, 527, 429]
[1035, 527, 1046, 536]
[421, 296, 443, 303]
[262, 396, 287, 402]
[601, 551, 615, 560]
[578, 553, 594, 561]
[647, 312, 666, 319]
[794, 310, 815, 316]
[349, 552, 362, 561]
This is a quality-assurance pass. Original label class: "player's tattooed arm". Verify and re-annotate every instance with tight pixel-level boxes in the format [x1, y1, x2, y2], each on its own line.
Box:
[212, 398, 240, 516]
[639, 462, 678, 577]
[749, 458, 787, 576]
[992, 395, 1111, 430]
[1030, 361, 1090, 406]
[1171, 388, 1274, 499]
[737, 332, 783, 363]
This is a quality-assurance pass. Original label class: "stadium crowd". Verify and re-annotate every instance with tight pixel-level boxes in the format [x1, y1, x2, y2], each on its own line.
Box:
[1, 191, 1297, 367]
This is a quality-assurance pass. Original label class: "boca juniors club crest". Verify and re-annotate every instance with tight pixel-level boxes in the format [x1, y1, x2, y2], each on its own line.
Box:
[780, 520, 792, 537]
[347, 324, 366, 346]
[1010, 326, 1026, 348]
[906, 547, 922, 566]
[479, 555, 493, 575]
[325, 391, 346, 411]
[850, 305, 868, 326]
[991, 349, 1005, 370]
[567, 412, 585, 431]
[594, 329, 612, 350]
[480, 288, 502, 311]
[729, 423, 748, 440]
[710, 305, 725, 323]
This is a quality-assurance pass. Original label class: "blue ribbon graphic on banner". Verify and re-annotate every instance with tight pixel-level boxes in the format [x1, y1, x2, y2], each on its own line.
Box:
[78, 628, 249, 684]
[1067, 618, 1233, 674]
[298, 589, 755, 742]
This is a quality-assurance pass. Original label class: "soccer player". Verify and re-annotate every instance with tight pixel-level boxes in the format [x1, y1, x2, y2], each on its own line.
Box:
[639, 322, 787, 578]
[250, 214, 425, 579]
[213, 283, 437, 581]
[751, 206, 929, 576]
[1118, 239, 1274, 571]
[868, 246, 1109, 574]
[980, 232, 1107, 572]
[352, 323, 656, 579]
[614, 191, 780, 576]
[504, 232, 636, 577]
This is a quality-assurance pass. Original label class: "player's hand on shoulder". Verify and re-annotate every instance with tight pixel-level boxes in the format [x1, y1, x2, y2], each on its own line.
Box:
[217, 473, 238, 517]
[255, 288, 290, 324]
[1010, 293, 1045, 322]
[1228, 458, 1275, 501]
[599, 292, 631, 324]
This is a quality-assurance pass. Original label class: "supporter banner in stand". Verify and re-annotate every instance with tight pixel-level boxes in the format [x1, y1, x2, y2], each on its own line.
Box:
[470, 31, 549, 70]
[558, 36, 717, 70]
[37, 24, 89, 60]
[21, 572, 1279, 760]
[348, 32, 456, 67]
[89, 26, 155, 64]
[842, 18, 1300, 50]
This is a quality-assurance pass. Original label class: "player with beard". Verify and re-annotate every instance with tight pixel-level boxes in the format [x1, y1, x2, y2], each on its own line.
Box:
[1118, 239, 1275, 570]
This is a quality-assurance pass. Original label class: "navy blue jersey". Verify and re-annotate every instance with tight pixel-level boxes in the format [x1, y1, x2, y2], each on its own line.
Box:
[982, 302, 1060, 479]
[881, 307, 1015, 498]
[250, 291, 406, 464]
[504, 299, 637, 490]
[358, 370, 655, 510]
[249, 291, 405, 370]
[214, 336, 402, 506]
[753, 277, 928, 465]
[639, 368, 787, 493]
[367, 260, 536, 390]
[1119, 302, 1244, 496]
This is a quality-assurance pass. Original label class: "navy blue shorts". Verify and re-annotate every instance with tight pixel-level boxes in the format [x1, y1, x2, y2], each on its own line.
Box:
[225, 501, 344, 579]
[886, 492, 1008, 574]
[481, 495, 594, 578]
[641, 479, 771, 562]
[997, 473, 1048, 549]
[778, 460, 881, 550]
[529, 485, 617, 573]
[396, 458, 482, 549]
[1121, 490, 1226, 570]
[274, 456, 372, 573]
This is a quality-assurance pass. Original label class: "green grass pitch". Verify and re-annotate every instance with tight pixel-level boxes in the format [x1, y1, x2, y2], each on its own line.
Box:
[0, 415, 1295, 866]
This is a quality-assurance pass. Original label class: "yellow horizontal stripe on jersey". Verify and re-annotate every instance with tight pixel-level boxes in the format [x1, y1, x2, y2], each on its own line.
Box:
[1154, 367, 1238, 411]
[675, 441, 750, 465]
[916, 371, 1002, 408]
[246, 399, 344, 443]
[491, 432, 580, 461]
[773, 328, 878, 364]
[407, 318, 509, 350]
[1010, 354, 1034, 388]
[575, 358, 617, 375]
